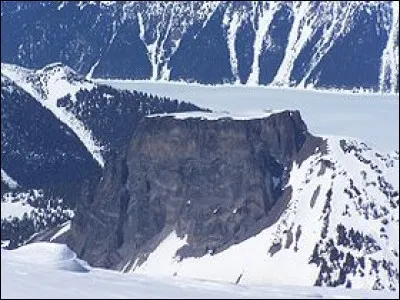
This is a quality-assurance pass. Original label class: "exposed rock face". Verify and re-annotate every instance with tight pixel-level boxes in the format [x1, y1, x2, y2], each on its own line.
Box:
[67, 110, 323, 269]
[1, 63, 205, 249]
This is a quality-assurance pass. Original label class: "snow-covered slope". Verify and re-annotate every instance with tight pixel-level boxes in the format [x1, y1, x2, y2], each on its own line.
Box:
[2, 242, 89, 272]
[1, 191, 38, 221]
[148, 110, 282, 120]
[1, 169, 18, 189]
[1, 63, 204, 168]
[127, 137, 399, 291]
[1, 63, 104, 167]
[1, 1, 398, 92]
[2, 67, 102, 195]
[1, 62, 205, 250]
[1, 242, 397, 299]
[1, 190, 74, 222]
[1, 189, 74, 249]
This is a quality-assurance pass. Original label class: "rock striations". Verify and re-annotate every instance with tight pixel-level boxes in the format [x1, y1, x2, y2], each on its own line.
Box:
[67, 110, 323, 269]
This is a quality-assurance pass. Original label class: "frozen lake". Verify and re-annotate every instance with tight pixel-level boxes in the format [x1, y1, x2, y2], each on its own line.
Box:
[96, 80, 399, 153]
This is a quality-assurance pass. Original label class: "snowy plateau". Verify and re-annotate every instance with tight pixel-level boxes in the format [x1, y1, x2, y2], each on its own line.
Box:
[0, 243, 397, 299]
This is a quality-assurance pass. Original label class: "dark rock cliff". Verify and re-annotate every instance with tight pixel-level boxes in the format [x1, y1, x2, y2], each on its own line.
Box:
[1, 64, 205, 249]
[67, 110, 324, 269]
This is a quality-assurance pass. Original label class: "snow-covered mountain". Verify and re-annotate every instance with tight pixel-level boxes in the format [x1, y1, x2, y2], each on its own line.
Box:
[1, 63, 203, 167]
[1, 66, 101, 189]
[1, 1, 398, 92]
[1, 169, 18, 188]
[130, 137, 399, 291]
[1, 62, 203, 248]
[1, 68, 99, 248]
[2, 2, 398, 297]
[62, 111, 399, 292]
[2, 63, 105, 166]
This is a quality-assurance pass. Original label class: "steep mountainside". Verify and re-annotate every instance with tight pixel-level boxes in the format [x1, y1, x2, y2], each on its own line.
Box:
[65, 111, 399, 291]
[1, 63, 203, 248]
[1, 74, 96, 248]
[1, 73, 101, 191]
[1, 63, 202, 167]
[131, 136, 399, 291]
[1, 1, 398, 92]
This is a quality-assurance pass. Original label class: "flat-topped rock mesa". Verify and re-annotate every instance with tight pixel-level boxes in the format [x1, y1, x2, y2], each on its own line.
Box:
[67, 110, 324, 269]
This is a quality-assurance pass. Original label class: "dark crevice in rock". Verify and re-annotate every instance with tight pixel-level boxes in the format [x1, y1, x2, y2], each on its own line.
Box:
[310, 185, 321, 208]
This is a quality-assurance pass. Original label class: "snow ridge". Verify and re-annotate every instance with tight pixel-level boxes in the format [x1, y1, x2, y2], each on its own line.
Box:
[1, 169, 18, 189]
[223, 5, 241, 83]
[2, 241, 397, 298]
[379, 1, 399, 93]
[1, 63, 105, 167]
[247, 2, 279, 85]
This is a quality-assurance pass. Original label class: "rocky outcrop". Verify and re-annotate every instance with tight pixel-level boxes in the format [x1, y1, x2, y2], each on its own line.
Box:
[67, 110, 323, 269]
[1, 63, 204, 249]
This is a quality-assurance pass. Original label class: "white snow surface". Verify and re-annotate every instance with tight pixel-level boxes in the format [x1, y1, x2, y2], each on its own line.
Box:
[1, 63, 104, 167]
[1, 190, 42, 220]
[1, 190, 73, 221]
[1, 169, 18, 189]
[148, 110, 282, 120]
[96, 80, 399, 153]
[379, 1, 399, 93]
[1, 242, 397, 299]
[247, 2, 280, 85]
[2, 242, 89, 273]
[1, 199, 35, 221]
[223, 8, 241, 83]
[50, 221, 71, 242]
